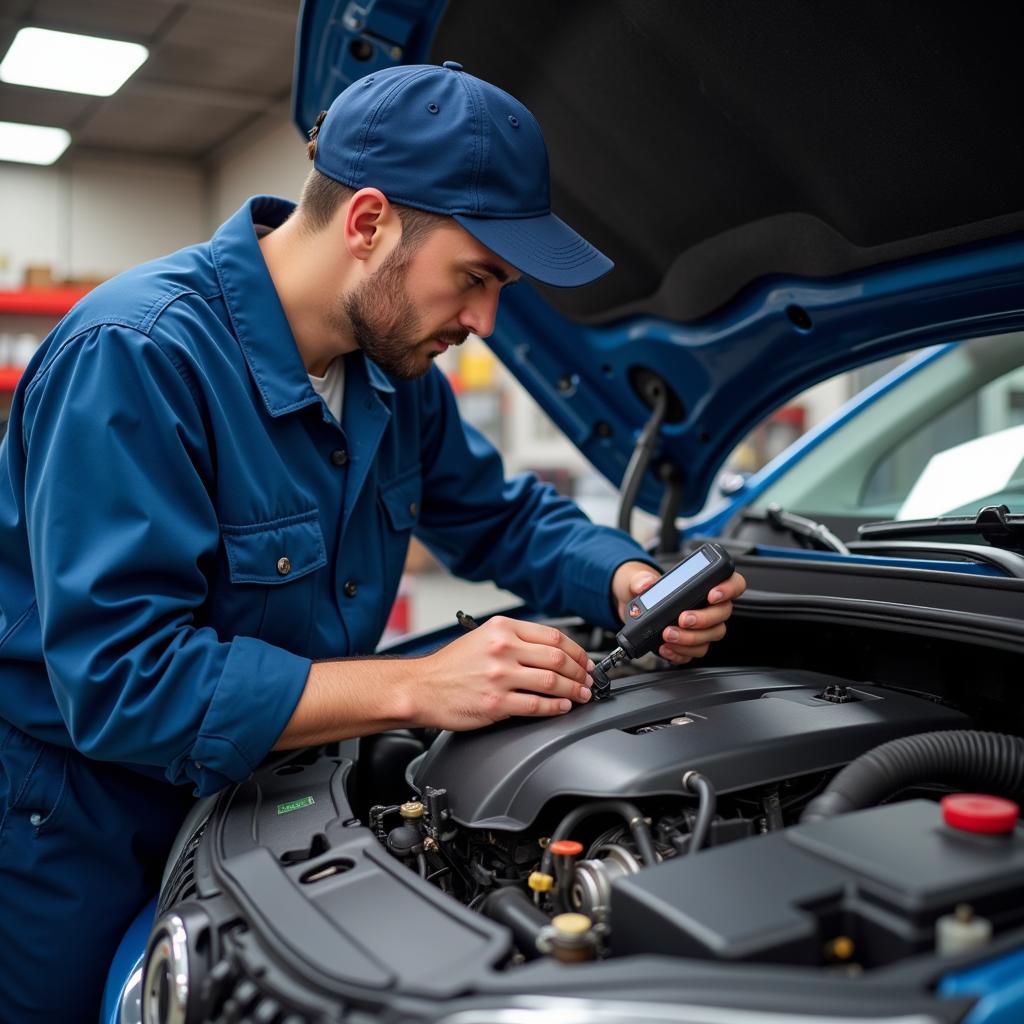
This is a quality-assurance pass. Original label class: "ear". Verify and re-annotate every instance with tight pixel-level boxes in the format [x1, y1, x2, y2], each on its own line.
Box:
[342, 188, 400, 263]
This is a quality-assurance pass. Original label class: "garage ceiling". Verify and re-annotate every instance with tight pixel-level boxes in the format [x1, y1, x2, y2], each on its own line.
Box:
[0, 0, 301, 162]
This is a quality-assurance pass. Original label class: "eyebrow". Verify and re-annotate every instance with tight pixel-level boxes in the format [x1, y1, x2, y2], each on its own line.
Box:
[468, 261, 522, 286]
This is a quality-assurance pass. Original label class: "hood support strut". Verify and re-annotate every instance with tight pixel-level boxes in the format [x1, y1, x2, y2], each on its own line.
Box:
[617, 375, 670, 540]
[657, 464, 684, 554]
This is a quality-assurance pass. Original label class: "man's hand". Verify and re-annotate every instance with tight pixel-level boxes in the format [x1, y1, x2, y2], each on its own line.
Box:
[278, 565, 744, 753]
[416, 616, 594, 730]
[611, 559, 747, 665]
[276, 616, 594, 750]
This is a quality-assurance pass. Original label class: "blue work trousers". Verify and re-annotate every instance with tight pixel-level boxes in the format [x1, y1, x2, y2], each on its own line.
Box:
[0, 722, 192, 1023]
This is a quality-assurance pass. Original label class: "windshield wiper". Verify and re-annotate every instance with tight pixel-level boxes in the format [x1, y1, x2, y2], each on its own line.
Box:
[858, 504, 1024, 552]
[752, 503, 850, 554]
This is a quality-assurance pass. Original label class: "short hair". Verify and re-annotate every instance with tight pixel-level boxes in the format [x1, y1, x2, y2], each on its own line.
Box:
[299, 135, 446, 252]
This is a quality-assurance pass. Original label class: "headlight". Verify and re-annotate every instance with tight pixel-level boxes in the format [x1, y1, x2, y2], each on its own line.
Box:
[141, 913, 191, 1024]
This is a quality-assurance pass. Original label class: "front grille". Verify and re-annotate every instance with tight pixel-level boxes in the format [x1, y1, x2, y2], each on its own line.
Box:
[157, 820, 206, 916]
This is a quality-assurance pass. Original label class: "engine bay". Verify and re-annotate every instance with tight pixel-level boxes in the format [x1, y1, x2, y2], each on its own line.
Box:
[144, 639, 1024, 1022]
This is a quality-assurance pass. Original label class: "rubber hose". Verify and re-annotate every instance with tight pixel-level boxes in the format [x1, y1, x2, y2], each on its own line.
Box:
[800, 730, 1024, 824]
[481, 887, 549, 959]
[684, 772, 717, 853]
[542, 800, 657, 876]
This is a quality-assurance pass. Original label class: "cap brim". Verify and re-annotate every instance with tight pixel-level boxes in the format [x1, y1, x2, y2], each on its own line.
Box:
[453, 211, 613, 288]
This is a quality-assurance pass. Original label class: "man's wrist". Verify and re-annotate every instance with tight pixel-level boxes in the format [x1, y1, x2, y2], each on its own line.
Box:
[391, 656, 425, 727]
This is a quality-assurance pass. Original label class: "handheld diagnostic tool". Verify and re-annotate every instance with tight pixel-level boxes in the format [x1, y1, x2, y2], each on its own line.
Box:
[592, 542, 735, 700]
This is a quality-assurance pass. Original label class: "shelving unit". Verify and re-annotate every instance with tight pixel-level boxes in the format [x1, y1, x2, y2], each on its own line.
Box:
[0, 287, 91, 395]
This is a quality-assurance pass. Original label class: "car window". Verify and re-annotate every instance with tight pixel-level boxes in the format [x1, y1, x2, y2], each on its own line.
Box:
[863, 364, 1024, 518]
[748, 334, 1024, 522]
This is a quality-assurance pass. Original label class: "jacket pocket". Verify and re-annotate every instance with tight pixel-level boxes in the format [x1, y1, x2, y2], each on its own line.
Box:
[222, 509, 327, 584]
[221, 510, 326, 653]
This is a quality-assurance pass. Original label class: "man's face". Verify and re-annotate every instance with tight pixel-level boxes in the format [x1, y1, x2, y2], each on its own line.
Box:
[333, 220, 520, 380]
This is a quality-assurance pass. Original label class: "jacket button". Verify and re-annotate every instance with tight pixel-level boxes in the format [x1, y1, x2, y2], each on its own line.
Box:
[331, 449, 349, 466]
[409, 501, 418, 517]
[343, 580, 358, 598]
[277, 556, 292, 576]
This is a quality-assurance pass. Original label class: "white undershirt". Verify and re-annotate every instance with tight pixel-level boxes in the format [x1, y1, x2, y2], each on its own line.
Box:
[308, 358, 346, 425]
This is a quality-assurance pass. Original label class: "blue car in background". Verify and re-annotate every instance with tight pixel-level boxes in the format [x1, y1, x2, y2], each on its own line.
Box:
[107, 2, 1024, 1021]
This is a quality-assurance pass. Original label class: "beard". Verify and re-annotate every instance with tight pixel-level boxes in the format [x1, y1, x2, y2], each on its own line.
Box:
[331, 244, 468, 380]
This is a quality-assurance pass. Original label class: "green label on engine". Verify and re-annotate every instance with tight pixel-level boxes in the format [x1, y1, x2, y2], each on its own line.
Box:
[277, 796, 315, 815]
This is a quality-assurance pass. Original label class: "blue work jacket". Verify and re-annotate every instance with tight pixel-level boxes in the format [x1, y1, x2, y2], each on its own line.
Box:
[0, 197, 650, 797]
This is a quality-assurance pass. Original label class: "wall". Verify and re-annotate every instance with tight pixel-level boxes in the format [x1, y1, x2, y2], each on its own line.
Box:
[0, 104, 306, 285]
[0, 153, 204, 288]
[205, 104, 310, 229]
[0, 163, 61, 288]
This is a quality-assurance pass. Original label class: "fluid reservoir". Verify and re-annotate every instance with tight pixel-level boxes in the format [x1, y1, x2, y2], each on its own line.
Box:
[936, 904, 992, 956]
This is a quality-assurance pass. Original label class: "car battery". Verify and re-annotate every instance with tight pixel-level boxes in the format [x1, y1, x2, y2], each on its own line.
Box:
[610, 797, 1024, 967]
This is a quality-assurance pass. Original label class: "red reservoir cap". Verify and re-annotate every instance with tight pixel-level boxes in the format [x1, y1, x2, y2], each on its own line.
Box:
[549, 840, 584, 857]
[941, 794, 1020, 835]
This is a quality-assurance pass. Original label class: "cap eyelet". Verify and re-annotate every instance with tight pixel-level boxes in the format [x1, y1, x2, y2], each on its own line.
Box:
[427, 102, 439, 114]
[507, 114, 520, 128]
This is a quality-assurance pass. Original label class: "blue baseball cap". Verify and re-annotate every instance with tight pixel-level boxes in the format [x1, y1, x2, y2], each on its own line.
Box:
[310, 61, 613, 288]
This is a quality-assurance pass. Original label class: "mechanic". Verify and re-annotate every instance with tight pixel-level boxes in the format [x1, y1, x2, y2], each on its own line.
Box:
[0, 62, 744, 1021]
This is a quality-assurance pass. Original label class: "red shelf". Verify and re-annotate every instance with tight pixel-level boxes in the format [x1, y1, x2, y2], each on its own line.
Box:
[0, 288, 94, 393]
[0, 287, 92, 316]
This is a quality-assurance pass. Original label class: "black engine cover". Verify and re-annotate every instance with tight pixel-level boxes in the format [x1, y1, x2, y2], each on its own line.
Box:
[411, 668, 970, 829]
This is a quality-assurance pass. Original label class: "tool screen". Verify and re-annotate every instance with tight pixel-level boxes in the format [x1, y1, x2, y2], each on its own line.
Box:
[639, 549, 711, 611]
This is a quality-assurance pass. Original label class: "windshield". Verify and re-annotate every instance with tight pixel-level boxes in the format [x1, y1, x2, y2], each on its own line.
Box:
[748, 334, 1024, 522]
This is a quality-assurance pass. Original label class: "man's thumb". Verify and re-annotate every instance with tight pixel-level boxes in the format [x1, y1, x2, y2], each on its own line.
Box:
[632, 573, 659, 595]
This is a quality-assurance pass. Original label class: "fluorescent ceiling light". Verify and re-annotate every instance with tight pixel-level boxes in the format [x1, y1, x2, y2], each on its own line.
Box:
[0, 27, 148, 97]
[0, 121, 71, 165]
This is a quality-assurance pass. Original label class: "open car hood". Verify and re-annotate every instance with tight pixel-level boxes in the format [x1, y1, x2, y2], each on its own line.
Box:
[294, 0, 1024, 516]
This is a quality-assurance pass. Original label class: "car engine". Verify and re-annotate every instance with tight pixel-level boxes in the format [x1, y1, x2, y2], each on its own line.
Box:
[137, 630, 1024, 1023]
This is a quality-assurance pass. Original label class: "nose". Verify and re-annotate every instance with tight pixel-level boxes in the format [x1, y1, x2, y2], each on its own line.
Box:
[458, 288, 501, 339]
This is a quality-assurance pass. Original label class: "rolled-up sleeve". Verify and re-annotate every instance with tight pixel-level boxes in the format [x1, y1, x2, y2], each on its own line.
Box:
[22, 325, 309, 796]
[416, 368, 654, 630]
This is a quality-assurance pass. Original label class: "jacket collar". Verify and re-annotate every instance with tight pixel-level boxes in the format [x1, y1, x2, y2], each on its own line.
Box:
[211, 196, 393, 417]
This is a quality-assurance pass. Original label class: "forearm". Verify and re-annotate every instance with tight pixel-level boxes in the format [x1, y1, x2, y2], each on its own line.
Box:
[276, 615, 598, 747]
[272, 657, 421, 749]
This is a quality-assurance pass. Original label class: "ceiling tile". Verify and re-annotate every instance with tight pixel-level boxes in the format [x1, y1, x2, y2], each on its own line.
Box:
[75, 91, 254, 158]
[23, 0, 181, 40]
[146, 3, 298, 96]
[0, 82, 94, 128]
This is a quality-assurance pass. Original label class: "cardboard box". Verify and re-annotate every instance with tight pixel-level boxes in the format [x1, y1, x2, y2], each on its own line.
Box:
[23, 265, 55, 289]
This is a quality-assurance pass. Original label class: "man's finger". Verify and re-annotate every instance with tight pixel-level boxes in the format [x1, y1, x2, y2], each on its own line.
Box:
[674, 603, 732, 631]
[708, 571, 747, 605]
[512, 620, 590, 671]
[631, 572, 660, 595]
[515, 666, 591, 703]
[504, 691, 573, 717]
[664, 622, 727, 645]
[517, 641, 591, 691]
[658, 646, 694, 665]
